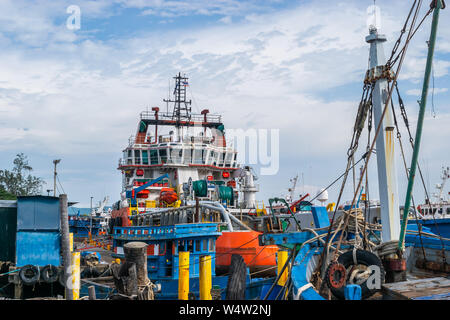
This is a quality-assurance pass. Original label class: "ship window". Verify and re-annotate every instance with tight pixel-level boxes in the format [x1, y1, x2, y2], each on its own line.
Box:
[188, 240, 193, 253]
[178, 241, 185, 253]
[209, 151, 215, 165]
[447, 207, 450, 215]
[208, 238, 214, 252]
[134, 150, 141, 165]
[195, 240, 200, 252]
[150, 150, 158, 165]
[159, 149, 168, 163]
[217, 152, 225, 167]
[142, 150, 149, 165]
[203, 239, 207, 252]
[170, 148, 182, 164]
[225, 153, 233, 167]
[183, 148, 192, 164]
[438, 208, 443, 214]
[193, 149, 203, 165]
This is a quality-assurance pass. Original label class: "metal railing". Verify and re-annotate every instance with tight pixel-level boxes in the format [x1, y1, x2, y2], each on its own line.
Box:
[140, 111, 222, 123]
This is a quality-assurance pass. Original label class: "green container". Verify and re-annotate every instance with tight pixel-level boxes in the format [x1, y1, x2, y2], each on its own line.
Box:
[0, 204, 17, 262]
[193, 180, 208, 197]
[218, 186, 234, 203]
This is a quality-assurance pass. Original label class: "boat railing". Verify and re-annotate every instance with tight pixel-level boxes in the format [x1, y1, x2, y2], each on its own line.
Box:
[140, 111, 222, 124]
[128, 203, 250, 231]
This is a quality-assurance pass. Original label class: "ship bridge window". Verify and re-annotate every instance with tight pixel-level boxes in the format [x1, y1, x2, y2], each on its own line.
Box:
[232, 153, 237, 167]
[208, 151, 215, 165]
[127, 150, 133, 165]
[193, 149, 204, 165]
[438, 208, 443, 214]
[150, 150, 159, 165]
[183, 147, 192, 165]
[225, 153, 233, 167]
[159, 149, 168, 164]
[142, 150, 149, 165]
[134, 150, 141, 165]
[217, 152, 225, 167]
[170, 148, 183, 164]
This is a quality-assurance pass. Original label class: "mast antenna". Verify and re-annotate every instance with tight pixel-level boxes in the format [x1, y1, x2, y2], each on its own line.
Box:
[163, 72, 192, 126]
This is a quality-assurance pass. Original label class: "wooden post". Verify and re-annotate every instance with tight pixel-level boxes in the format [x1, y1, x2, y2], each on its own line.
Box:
[60, 194, 73, 300]
[72, 252, 80, 300]
[199, 255, 212, 300]
[277, 250, 289, 286]
[124, 242, 148, 286]
[88, 286, 96, 300]
[178, 251, 190, 300]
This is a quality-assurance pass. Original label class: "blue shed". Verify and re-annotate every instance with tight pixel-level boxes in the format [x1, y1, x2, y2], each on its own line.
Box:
[15, 196, 61, 267]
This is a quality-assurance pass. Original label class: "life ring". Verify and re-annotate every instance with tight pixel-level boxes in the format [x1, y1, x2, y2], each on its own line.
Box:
[41, 265, 59, 283]
[19, 265, 40, 286]
[325, 262, 346, 289]
[329, 249, 384, 300]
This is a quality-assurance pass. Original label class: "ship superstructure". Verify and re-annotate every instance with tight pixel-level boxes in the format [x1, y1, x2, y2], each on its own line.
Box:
[117, 73, 245, 212]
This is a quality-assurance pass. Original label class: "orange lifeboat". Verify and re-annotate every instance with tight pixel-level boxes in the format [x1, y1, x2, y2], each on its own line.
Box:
[215, 230, 278, 277]
[159, 188, 178, 204]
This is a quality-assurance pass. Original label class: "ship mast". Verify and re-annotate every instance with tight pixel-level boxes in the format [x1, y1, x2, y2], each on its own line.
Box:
[366, 27, 401, 242]
[163, 72, 192, 138]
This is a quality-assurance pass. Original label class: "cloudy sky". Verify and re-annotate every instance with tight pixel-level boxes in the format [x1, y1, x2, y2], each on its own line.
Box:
[0, 0, 448, 208]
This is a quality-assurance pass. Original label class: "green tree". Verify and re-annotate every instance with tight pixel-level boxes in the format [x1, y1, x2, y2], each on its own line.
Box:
[0, 153, 45, 197]
[0, 185, 16, 200]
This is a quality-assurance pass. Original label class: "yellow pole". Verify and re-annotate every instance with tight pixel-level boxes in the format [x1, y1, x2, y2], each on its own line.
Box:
[71, 252, 80, 300]
[69, 233, 73, 252]
[277, 250, 289, 286]
[199, 255, 212, 300]
[178, 251, 190, 300]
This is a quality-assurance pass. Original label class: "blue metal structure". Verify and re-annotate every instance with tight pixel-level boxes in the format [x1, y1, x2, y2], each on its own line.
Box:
[113, 223, 220, 279]
[15, 196, 62, 267]
[15, 232, 60, 267]
[112, 222, 273, 299]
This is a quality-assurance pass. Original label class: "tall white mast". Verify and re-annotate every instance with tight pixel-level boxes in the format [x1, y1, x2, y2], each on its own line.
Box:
[366, 27, 401, 242]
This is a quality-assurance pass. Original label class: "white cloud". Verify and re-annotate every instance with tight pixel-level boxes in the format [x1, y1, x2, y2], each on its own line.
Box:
[406, 87, 448, 96]
[0, 0, 449, 206]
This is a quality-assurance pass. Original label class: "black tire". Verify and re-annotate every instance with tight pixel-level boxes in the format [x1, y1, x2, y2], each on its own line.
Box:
[41, 265, 59, 283]
[330, 249, 384, 300]
[225, 254, 247, 300]
[19, 265, 40, 286]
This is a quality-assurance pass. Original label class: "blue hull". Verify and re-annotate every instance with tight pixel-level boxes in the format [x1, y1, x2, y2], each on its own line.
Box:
[408, 218, 450, 239]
